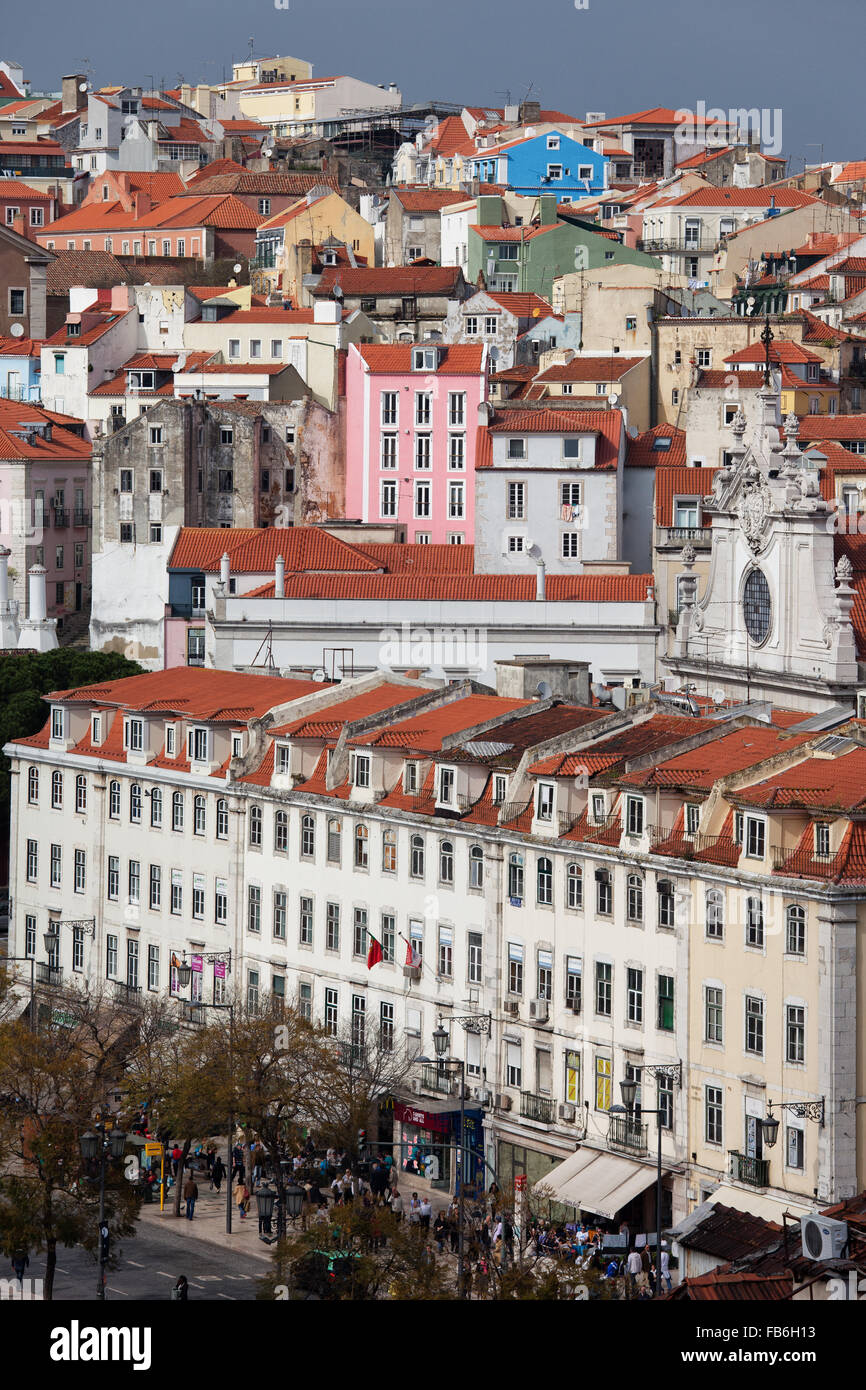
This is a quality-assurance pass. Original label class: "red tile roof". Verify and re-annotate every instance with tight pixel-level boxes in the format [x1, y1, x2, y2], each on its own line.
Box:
[726, 340, 823, 365]
[798, 414, 866, 440]
[169, 526, 385, 575]
[470, 223, 556, 243]
[43, 308, 133, 348]
[0, 179, 51, 201]
[654, 467, 717, 526]
[733, 744, 866, 813]
[0, 336, 42, 358]
[697, 369, 764, 388]
[351, 695, 531, 753]
[239, 572, 654, 603]
[393, 187, 470, 212]
[626, 424, 687, 467]
[270, 682, 420, 737]
[621, 726, 814, 791]
[529, 714, 717, 777]
[42, 668, 324, 722]
[481, 408, 623, 469]
[484, 292, 554, 319]
[312, 266, 464, 297]
[355, 343, 485, 374]
[535, 355, 646, 383]
[665, 186, 817, 208]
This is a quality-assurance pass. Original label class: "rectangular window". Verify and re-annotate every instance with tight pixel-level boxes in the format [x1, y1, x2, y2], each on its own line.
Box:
[507, 942, 524, 995]
[414, 481, 431, 518]
[657, 975, 674, 1031]
[148, 945, 159, 992]
[506, 481, 525, 519]
[128, 860, 140, 904]
[273, 890, 287, 940]
[107, 855, 119, 901]
[381, 480, 397, 517]
[106, 935, 118, 979]
[448, 392, 465, 426]
[505, 1041, 522, 1089]
[626, 797, 644, 836]
[351, 994, 366, 1051]
[380, 1000, 395, 1053]
[247, 970, 260, 1014]
[74, 849, 86, 894]
[745, 995, 764, 1055]
[786, 1004, 805, 1064]
[171, 875, 182, 916]
[50, 843, 62, 888]
[705, 985, 723, 1043]
[353, 907, 368, 959]
[595, 961, 612, 1016]
[448, 435, 465, 471]
[746, 897, 764, 949]
[247, 885, 261, 934]
[787, 1126, 804, 1171]
[565, 1049, 580, 1104]
[658, 1074, 674, 1131]
[595, 1055, 611, 1112]
[468, 932, 482, 985]
[438, 925, 453, 978]
[381, 392, 398, 425]
[381, 433, 398, 469]
[705, 1085, 723, 1145]
[326, 902, 340, 951]
[745, 816, 765, 859]
[381, 912, 395, 962]
[324, 987, 338, 1037]
[537, 949, 553, 1001]
[215, 882, 227, 926]
[537, 783, 554, 821]
[626, 967, 643, 1024]
[415, 434, 431, 469]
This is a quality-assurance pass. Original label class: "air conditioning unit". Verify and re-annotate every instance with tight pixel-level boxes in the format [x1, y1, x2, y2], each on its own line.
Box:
[403, 965, 422, 980]
[475, 1086, 491, 1106]
[530, 999, 550, 1023]
[800, 1214, 848, 1261]
[495, 1093, 513, 1112]
[503, 999, 519, 1016]
[559, 1103, 576, 1123]
[567, 998, 581, 1015]
[410, 1077, 423, 1095]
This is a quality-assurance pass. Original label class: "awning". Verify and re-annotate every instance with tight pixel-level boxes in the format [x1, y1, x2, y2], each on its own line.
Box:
[705, 1183, 812, 1223]
[534, 1146, 667, 1221]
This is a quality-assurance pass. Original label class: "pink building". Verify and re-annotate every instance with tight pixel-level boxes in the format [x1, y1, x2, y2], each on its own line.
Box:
[345, 342, 487, 544]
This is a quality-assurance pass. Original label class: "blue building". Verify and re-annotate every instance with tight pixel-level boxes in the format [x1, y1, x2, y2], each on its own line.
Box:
[469, 130, 609, 199]
[0, 340, 41, 402]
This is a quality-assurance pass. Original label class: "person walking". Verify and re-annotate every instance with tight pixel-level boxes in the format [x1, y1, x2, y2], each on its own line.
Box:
[625, 1247, 643, 1299]
[183, 1175, 198, 1220]
[231, 1144, 244, 1184]
[236, 1180, 250, 1220]
[433, 1212, 446, 1253]
[389, 1188, 404, 1222]
[10, 1252, 28, 1287]
[660, 1241, 672, 1292]
[475, 1258, 490, 1300]
[212, 1155, 225, 1194]
[419, 1196, 432, 1232]
[171, 1275, 188, 1301]
[170, 1144, 182, 1179]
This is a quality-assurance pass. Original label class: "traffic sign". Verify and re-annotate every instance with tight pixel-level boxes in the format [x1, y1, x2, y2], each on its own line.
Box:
[144, 1142, 163, 1156]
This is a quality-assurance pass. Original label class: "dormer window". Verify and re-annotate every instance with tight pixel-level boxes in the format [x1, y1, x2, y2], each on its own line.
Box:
[744, 815, 766, 859]
[547, 135, 560, 150]
[807, 363, 819, 381]
[165, 724, 176, 757]
[188, 726, 209, 763]
[626, 796, 644, 836]
[492, 774, 507, 806]
[413, 347, 437, 371]
[123, 717, 144, 753]
[276, 745, 290, 776]
[232, 733, 244, 759]
[438, 766, 456, 805]
[591, 793, 605, 823]
[507, 438, 526, 460]
[814, 821, 830, 858]
[91, 714, 103, 745]
[352, 752, 371, 789]
[685, 804, 700, 836]
[66, 322, 80, 337]
[536, 782, 554, 821]
[51, 707, 66, 740]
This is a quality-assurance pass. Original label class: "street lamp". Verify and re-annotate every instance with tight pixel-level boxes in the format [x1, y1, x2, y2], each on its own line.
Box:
[79, 1120, 127, 1300]
[619, 1062, 682, 1299]
[256, 1180, 275, 1239]
[417, 1016, 468, 1298]
[760, 1097, 825, 1150]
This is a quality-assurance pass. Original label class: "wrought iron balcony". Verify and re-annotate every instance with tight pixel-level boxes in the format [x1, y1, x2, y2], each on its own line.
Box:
[500, 799, 533, 824]
[51, 508, 69, 528]
[35, 963, 63, 986]
[520, 1091, 555, 1123]
[638, 236, 719, 254]
[729, 1150, 769, 1188]
[558, 810, 579, 835]
[607, 1113, 648, 1155]
[113, 981, 143, 1007]
[420, 1063, 454, 1096]
[771, 845, 841, 879]
[73, 509, 91, 527]
[581, 812, 621, 841]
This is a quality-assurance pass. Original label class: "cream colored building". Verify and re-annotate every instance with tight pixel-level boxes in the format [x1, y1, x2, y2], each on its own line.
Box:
[253, 191, 376, 300]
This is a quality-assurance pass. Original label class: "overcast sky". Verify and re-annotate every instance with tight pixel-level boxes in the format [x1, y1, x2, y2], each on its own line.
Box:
[10, 0, 861, 167]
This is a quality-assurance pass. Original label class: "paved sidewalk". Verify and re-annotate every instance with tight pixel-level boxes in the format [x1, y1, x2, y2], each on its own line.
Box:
[138, 1184, 273, 1262]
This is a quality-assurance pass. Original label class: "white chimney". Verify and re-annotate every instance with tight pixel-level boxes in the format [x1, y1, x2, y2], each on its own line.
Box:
[535, 558, 546, 601]
[28, 564, 47, 622]
[0, 546, 19, 649]
[18, 564, 57, 652]
[274, 553, 285, 598]
[220, 551, 230, 586]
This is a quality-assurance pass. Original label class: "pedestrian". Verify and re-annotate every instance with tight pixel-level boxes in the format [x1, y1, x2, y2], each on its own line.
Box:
[419, 1196, 432, 1231]
[183, 1174, 198, 1220]
[408, 1192, 421, 1226]
[171, 1144, 182, 1179]
[640, 1243, 652, 1293]
[171, 1275, 188, 1301]
[660, 1241, 672, 1292]
[231, 1144, 244, 1184]
[389, 1189, 404, 1221]
[236, 1180, 250, 1220]
[388, 1164, 399, 1194]
[251, 1142, 263, 1189]
[10, 1252, 28, 1286]
[433, 1212, 446, 1253]
[475, 1258, 490, 1300]
[212, 1155, 225, 1194]
[625, 1247, 643, 1299]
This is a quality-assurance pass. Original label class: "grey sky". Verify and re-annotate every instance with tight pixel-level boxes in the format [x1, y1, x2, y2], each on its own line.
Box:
[9, 0, 863, 166]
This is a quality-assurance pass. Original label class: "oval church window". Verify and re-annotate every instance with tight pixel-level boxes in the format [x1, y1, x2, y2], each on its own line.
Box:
[743, 568, 771, 645]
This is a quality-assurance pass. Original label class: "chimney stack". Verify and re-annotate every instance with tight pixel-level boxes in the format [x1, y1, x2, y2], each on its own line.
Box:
[18, 564, 58, 651]
[0, 546, 20, 648]
[219, 551, 231, 586]
[62, 73, 88, 112]
[535, 557, 546, 601]
[274, 553, 285, 598]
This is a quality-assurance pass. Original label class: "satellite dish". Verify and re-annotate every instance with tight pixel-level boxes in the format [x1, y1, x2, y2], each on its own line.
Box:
[233, 263, 242, 274]
[79, 81, 89, 93]
[524, 540, 541, 559]
[525, 126, 536, 139]
[312, 668, 328, 683]
[608, 388, 620, 403]
[535, 680, 552, 699]
[9, 323, 24, 338]
[712, 687, 726, 706]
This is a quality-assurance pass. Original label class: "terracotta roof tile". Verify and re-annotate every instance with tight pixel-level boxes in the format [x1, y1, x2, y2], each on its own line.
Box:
[312, 266, 464, 297]
[43, 668, 324, 722]
[654, 467, 718, 526]
[626, 424, 687, 467]
[355, 343, 485, 374]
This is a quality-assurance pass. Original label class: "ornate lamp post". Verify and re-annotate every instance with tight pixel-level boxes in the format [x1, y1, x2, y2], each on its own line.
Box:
[80, 1121, 126, 1300]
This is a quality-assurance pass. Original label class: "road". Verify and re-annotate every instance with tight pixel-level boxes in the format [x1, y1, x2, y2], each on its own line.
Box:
[17, 1223, 267, 1301]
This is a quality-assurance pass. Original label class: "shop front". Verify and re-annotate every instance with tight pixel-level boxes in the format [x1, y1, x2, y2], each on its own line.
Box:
[394, 1100, 485, 1194]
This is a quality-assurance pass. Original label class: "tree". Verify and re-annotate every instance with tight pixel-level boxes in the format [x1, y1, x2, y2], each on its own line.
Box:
[305, 1027, 414, 1161]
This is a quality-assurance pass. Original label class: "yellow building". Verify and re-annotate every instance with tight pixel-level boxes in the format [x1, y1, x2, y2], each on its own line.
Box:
[253, 191, 376, 302]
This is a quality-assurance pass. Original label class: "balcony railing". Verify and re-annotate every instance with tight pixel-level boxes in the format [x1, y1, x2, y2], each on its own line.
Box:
[771, 845, 841, 879]
[558, 810, 579, 836]
[420, 1063, 454, 1096]
[35, 963, 63, 986]
[520, 1091, 555, 1123]
[638, 236, 719, 254]
[51, 508, 69, 528]
[660, 526, 712, 546]
[607, 1113, 648, 1155]
[650, 826, 740, 864]
[500, 799, 533, 824]
[729, 1150, 769, 1188]
[73, 509, 91, 528]
[0, 385, 41, 403]
[581, 812, 621, 841]
[113, 981, 143, 1006]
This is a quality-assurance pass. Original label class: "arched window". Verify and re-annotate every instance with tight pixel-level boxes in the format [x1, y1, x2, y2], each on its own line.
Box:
[354, 823, 369, 869]
[109, 779, 121, 819]
[151, 786, 163, 827]
[657, 878, 675, 928]
[274, 809, 288, 853]
[172, 790, 184, 832]
[508, 852, 524, 901]
[51, 769, 63, 809]
[746, 895, 764, 948]
[301, 814, 315, 858]
[786, 903, 805, 955]
[75, 774, 87, 813]
[216, 798, 229, 839]
[27, 767, 39, 804]
[706, 887, 724, 939]
[327, 818, 342, 863]
[439, 840, 454, 884]
[469, 844, 483, 889]
[537, 856, 553, 906]
[130, 783, 142, 823]
[248, 803, 262, 846]
[410, 834, 425, 879]
[627, 873, 643, 922]
[193, 794, 206, 835]
[566, 861, 582, 909]
[382, 828, 397, 873]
